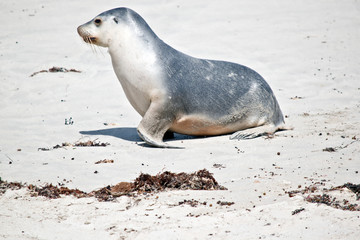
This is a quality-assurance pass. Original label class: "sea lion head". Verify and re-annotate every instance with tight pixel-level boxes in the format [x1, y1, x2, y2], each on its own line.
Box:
[77, 8, 155, 48]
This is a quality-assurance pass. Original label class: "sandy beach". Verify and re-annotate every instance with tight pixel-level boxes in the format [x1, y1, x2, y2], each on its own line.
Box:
[1, 0, 359, 239]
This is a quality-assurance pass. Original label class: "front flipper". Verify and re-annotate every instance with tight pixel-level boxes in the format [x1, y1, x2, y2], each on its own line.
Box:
[137, 102, 180, 148]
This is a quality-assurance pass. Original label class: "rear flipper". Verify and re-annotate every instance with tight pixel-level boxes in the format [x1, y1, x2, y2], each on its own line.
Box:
[229, 124, 292, 140]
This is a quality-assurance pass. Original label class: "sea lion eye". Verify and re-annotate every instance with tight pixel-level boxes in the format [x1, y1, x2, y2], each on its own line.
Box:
[113, 17, 118, 24]
[94, 18, 102, 26]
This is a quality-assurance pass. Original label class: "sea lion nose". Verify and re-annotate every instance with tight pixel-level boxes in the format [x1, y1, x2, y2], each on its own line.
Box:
[77, 25, 83, 37]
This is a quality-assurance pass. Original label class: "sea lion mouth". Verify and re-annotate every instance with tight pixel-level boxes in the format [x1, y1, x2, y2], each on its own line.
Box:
[83, 36, 97, 44]
[77, 26, 97, 45]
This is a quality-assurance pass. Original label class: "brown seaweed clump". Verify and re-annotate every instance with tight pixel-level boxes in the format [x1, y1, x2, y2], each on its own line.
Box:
[0, 180, 23, 195]
[0, 169, 225, 202]
[92, 169, 226, 201]
[133, 169, 227, 192]
[28, 184, 87, 199]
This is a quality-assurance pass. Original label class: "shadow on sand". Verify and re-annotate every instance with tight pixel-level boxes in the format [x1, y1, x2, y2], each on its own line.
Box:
[80, 127, 141, 142]
[79, 127, 199, 144]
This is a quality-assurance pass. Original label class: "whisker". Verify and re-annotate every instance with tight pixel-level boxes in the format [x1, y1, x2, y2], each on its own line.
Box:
[87, 36, 96, 54]
[97, 45, 104, 57]
[79, 29, 103, 56]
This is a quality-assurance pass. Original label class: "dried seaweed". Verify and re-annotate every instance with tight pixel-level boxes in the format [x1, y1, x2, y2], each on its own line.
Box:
[216, 200, 235, 206]
[74, 140, 109, 147]
[0, 180, 23, 194]
[291, 208, 305, 215]
[95, 159, 114, 164]
[331, 183, 360, 200]
[30, 66, 81, 77]
[90, 182, 135, 201]
[133, 169, 227, 192]
[322, 139, 359, 153]
[178, 199, 207, 207]
[305, 194, 359, 211]
[323, 147, 336, 152]
[0, 169, 225, 202]
[28, 184, 87, 199]
[287, 182, 360, 211]
[38, 139, 110, 151]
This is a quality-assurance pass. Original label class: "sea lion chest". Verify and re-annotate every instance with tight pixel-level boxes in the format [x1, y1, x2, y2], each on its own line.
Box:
[108, 34, 165, 117]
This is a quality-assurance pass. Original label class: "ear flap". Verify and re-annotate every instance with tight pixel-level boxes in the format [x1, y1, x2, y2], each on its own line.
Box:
[113, 17, 118, 24]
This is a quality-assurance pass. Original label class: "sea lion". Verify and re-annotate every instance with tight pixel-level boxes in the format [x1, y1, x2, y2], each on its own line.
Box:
[77, 7, 288, 148]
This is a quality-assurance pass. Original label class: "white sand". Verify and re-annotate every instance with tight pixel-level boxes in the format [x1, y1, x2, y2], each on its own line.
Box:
[0, 0, 359, 239]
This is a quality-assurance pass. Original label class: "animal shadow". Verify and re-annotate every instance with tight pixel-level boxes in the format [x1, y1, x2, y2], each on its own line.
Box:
[79, 127, 198, 144]
[79, 127, 141, 142]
